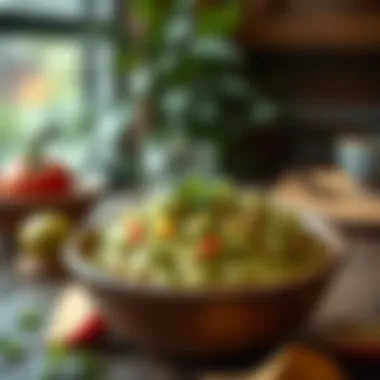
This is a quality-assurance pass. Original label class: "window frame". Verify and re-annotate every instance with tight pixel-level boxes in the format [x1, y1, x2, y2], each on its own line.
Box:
[0, 0, 128, 169]
[0, 0, 127, 123]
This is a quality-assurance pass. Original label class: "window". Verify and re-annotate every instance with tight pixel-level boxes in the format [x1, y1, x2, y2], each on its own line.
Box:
[0, 0, 121, 170]
[0, 37, 84, 161]
[0, 0, 85, 19]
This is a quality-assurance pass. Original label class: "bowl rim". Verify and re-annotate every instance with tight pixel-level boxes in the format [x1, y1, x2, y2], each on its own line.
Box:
[65, 210, 346, 300]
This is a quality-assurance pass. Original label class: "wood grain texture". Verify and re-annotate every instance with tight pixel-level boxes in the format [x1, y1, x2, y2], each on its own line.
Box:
[240, 11, 380, 50]
[205, 0, 380, 49]
[273, 167, 380, 230]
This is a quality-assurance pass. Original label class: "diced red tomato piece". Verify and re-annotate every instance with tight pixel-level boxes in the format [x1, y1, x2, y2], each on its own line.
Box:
[199, 235, 222, 260]
[1, 159, 73, 199]
[128, 222, 146, 245]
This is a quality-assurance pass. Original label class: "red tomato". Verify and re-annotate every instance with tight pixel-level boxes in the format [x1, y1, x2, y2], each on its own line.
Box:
[199, 235, 222, 260]
[127, 222, 146, 245]
[1, 159, 73, 199]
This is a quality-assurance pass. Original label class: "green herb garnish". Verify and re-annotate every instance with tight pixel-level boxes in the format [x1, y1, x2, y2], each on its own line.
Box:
[0, 338, 26, 363]
[40, 346, 69, 380]
[19, 310, 44, 332]
[41, 348, 105, 380]
[74, 351, 105, 380]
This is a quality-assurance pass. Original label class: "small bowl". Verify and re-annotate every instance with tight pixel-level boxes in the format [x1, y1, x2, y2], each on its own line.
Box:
[66, 212, 345, 361]
[0, 180, 104, 238]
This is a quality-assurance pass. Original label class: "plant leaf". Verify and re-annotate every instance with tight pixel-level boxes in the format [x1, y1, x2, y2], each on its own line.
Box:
[250, 102, 279, 125]
[197, 1, 242, 37]
[165, 15, 193, 46]
[192, 37, 240, 63]
[129, 0, 162, 29]
[220, 75, 250, 98]
[162, 87, 191, 121]
[129, 66, 155, 99]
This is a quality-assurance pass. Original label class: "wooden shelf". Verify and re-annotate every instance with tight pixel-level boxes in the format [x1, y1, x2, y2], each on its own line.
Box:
[240, 12, 380, 51]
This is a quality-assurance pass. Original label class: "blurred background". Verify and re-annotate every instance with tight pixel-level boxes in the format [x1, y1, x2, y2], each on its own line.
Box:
[0, 0, 119, 172]
[1, 1, 380, 379]
[2, 0, 380, 186]
[1, 0, 380, 183]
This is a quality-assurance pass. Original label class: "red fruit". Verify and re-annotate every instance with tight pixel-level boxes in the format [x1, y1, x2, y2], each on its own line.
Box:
[1, 159, 73, 199]
[68, 314, 106, 348]
[46, 285, 106, 348]
[199, 235, 222, 260]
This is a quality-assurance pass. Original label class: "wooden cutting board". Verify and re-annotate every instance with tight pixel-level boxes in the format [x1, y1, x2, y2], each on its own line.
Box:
[272, 167, 380, 231]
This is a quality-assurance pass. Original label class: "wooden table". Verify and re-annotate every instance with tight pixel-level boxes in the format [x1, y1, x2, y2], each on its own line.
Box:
[273, 167, 380, 234]
[1, 234, 380, 380]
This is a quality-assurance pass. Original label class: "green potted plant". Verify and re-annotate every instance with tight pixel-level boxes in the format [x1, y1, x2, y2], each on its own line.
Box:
[122, 0, 278, 184]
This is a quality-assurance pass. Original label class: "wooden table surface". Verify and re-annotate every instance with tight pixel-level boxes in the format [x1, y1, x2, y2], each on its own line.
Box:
[273, 167, 380, 232]
[1, 233, 380, 380]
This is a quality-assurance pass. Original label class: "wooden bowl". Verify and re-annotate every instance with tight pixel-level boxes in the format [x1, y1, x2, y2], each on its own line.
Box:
[66, 212, 345, 361]
[0, 181, 104, 238]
